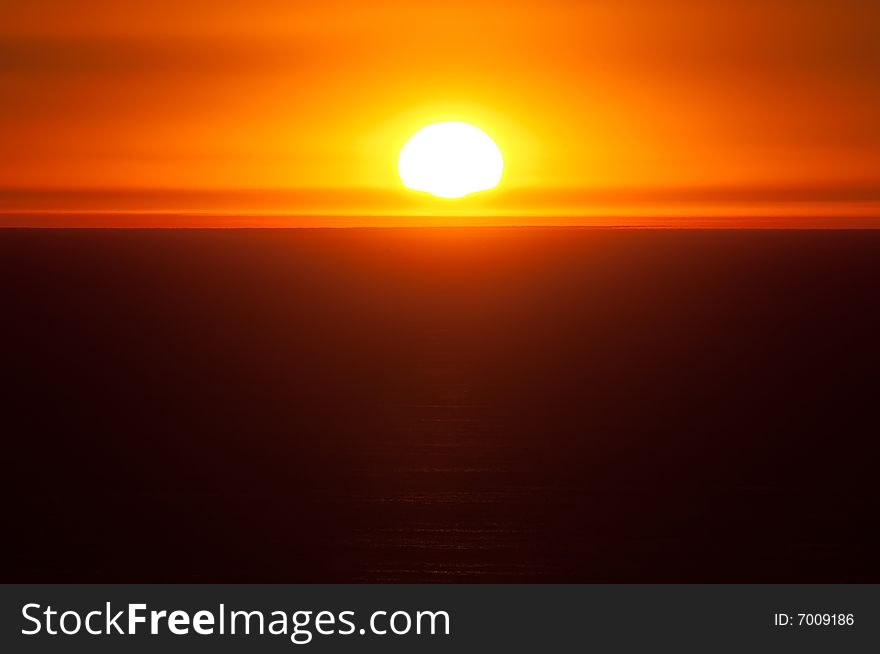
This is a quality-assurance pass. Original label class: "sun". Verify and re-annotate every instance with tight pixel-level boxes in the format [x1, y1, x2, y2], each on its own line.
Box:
[398, 122, 504, 199]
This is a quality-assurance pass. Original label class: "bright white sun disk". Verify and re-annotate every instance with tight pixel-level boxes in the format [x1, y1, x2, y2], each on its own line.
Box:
[398, 122, 503, 199]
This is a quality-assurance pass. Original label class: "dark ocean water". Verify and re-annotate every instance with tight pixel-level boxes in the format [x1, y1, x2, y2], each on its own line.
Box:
[2, 227, 879, 582]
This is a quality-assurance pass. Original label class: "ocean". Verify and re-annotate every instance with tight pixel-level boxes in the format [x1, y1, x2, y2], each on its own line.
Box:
[3, 227, 878, 581]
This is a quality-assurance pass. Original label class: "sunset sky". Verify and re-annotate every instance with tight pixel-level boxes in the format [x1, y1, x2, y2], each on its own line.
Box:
[2, 0, 878, 224]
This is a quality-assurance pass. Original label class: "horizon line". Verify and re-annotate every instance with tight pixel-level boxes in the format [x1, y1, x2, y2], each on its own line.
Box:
[1, 211, 878, 230]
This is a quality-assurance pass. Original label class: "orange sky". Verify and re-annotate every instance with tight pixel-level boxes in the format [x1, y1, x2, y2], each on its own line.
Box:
[1, 0, 878, 224]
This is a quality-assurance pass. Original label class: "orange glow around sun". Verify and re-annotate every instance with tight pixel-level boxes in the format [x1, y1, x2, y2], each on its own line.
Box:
[0, 1, 878, 226]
